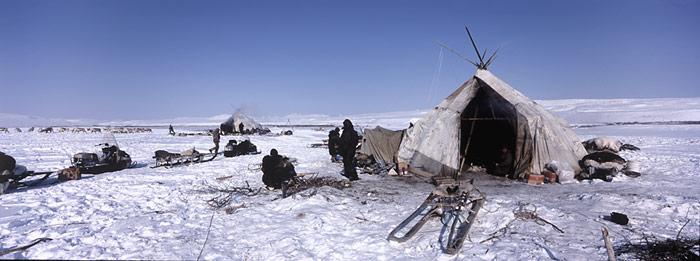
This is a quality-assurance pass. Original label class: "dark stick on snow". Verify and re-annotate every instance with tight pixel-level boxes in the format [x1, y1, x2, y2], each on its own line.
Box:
[0, 238, 53, 257]
[675, 219, 691, 240]
[196, 212, 216, 261]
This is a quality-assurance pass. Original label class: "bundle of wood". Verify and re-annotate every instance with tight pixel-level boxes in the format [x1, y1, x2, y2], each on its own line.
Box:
[284, 176, 350, 197]
[615, 233, 699, 260]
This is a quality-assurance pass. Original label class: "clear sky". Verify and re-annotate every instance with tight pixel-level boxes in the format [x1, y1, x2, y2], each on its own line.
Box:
[1, 0, 698, 120]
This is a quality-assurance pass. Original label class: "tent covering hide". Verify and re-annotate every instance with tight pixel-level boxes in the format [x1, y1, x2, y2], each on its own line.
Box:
[358, 127, 404, 164]
[220, 112, 262, 133]
[398, 69, 586, 178]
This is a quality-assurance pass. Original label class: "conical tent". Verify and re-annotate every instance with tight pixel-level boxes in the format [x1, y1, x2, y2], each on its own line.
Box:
[398, 69, 586, 178]
[220, 112, 262, 133]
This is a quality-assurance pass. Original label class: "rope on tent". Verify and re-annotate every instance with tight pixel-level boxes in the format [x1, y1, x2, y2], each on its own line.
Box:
[427, 46, 445, 106]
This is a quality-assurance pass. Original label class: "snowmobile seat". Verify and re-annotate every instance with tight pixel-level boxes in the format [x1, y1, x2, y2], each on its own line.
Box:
[102, 145, 119, 154]
[73, 153, 99, 164]
[224, 143, 238, 157]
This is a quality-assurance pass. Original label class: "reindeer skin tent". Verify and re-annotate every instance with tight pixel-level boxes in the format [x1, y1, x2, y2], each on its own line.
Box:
[398, 69, 586, 178]
[220, 112, 262, 134]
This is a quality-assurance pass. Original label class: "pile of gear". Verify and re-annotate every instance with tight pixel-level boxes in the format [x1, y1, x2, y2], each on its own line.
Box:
[224, 139, 260, 157]
[577, 137, 641, 182]
[355, 153, 396, 175]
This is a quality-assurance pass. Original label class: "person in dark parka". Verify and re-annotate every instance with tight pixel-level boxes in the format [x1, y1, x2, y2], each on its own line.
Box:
[238, 122, 245, 134]
[0, 151, 16, 174]
[339, 119, 359, 181]
[0, 151, 15, 193]
[261, 149, 296, 189]
[328, 127, 341, 161]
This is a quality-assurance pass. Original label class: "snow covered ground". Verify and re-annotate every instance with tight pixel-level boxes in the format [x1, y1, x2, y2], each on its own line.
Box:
[1, 99, 699, 260]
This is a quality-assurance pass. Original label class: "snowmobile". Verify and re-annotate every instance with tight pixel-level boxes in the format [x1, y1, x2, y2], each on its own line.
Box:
[152, 148, 218, 168]
[223, 139, 260, 158]
[71, 143, 134, 174]
[387, 176, 485, 255]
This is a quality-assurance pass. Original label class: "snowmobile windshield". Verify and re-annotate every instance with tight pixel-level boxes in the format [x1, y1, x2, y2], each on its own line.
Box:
[97, 133, 119, 149]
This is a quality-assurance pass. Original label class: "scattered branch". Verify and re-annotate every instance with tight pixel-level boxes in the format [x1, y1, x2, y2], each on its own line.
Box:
[480, 203, 564, 244]
[283, 176, 350, 197]
[0, 238, 53, 257]
[196, 212, 215, 261]
[676, 219, 691, 240]
[616, 232, 699, 260]
[204, 181, 261, 209]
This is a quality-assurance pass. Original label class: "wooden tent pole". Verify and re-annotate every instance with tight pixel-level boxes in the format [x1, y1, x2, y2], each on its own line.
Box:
[458, 105, 479, 176]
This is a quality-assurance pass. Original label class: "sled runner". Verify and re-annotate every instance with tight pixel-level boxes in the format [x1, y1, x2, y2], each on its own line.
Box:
[387, 177, 485, 255]
[0, 165, 55, 194]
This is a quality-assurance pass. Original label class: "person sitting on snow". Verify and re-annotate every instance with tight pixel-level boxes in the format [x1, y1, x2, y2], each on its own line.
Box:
[0, 152, 17, 194]
[261, 149, 296, 189]
[490, 146, 513, 177]
[0, 151, 15, 173]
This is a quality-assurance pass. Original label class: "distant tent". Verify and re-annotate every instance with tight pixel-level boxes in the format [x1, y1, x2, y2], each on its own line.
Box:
[398, 69, 587, 178]
[358, 126, 404, 164]
[220, 112, 262, 134]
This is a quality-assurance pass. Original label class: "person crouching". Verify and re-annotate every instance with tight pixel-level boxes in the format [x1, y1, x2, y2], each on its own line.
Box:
[261, 149, 296, 189]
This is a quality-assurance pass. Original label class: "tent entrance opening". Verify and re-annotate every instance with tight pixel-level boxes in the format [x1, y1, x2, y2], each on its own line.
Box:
[459, 84, 517, 176]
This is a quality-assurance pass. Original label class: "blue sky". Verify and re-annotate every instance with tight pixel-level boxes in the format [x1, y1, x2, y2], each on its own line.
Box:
[1, 0, 698, 120]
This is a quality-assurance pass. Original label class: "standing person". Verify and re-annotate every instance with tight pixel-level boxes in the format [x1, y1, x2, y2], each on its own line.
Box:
[238, 122, 245, 134]
[210, 128, 221, 154]
[168, 124, 175, 135]
[339, 119, 359, 181]
[328, 127, 341, 162]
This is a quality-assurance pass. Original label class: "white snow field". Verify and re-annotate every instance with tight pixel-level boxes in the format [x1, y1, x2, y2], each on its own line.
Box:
[1, 99, 699, 260]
